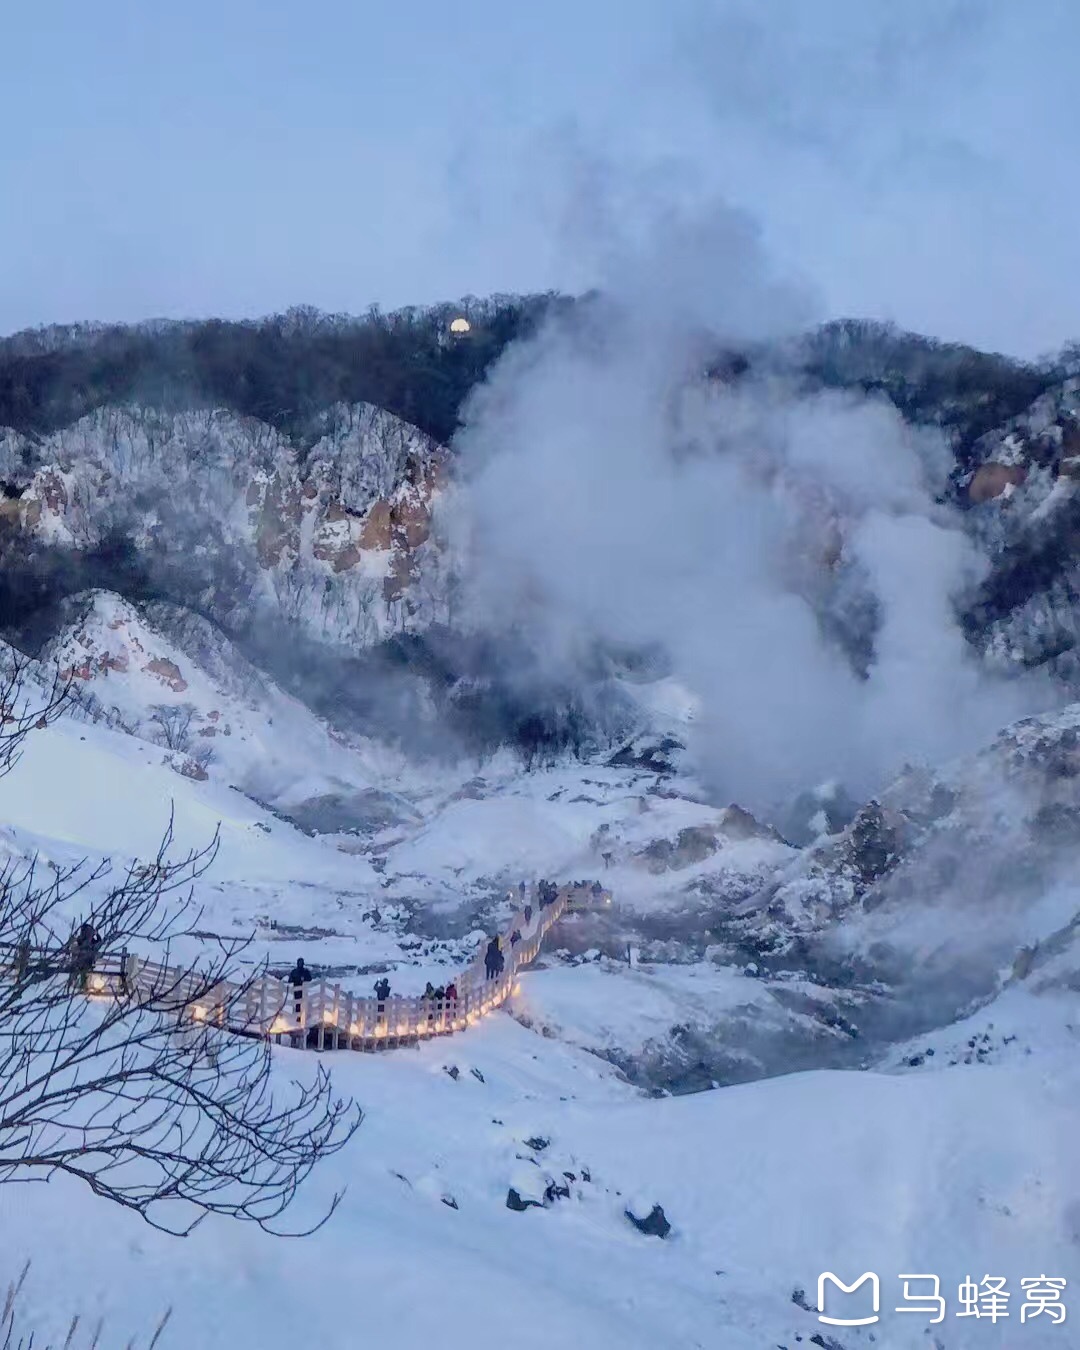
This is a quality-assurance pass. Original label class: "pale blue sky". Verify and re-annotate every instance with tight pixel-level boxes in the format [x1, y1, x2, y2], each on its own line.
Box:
[2, 0, 1079, 356]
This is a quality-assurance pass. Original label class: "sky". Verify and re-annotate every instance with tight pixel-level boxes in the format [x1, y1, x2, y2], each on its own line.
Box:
[2, 0, 1079, 357]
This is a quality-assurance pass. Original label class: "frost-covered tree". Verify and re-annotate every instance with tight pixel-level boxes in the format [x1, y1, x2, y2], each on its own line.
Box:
[147, 702, 195, 752]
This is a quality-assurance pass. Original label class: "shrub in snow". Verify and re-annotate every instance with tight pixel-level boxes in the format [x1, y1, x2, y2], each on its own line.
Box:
[2, 1260, 172, 1349]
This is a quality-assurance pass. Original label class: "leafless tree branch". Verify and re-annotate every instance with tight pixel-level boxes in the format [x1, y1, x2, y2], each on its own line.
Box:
[0, 661, 362, 1238]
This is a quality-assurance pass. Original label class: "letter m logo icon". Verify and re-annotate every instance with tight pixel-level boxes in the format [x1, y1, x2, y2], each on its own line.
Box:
[817, 1271, 881, 1326]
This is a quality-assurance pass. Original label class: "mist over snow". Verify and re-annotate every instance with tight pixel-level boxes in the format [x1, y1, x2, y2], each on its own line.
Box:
[453, 194, 1055, 814]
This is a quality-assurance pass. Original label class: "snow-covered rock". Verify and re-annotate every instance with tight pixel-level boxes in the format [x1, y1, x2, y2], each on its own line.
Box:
[40, 589, 387, 815]
[0, 402, 456, 652]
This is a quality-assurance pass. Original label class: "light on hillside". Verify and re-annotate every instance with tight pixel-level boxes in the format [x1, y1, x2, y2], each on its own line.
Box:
[449, 316, 471, 334]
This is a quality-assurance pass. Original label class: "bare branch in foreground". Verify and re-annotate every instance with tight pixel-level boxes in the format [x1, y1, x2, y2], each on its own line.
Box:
[0, 814, 362, 1236]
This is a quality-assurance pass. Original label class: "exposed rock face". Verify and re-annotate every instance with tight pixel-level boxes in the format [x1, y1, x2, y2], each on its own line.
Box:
[143, 657, 187, 692]
[0, 402, 455, 654]
[734, 704, 1080, 1005]
[968, 461, 1027, 503]
[961, 375, 1080, 681]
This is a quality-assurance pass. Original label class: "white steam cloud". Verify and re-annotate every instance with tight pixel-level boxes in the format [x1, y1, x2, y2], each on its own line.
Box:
[452, 193, 1050, 813]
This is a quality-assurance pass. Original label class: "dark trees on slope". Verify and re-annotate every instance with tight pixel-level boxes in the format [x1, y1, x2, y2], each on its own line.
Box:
[0, 295, 563, 448]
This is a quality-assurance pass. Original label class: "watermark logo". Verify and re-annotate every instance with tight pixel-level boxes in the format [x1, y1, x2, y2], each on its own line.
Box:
[1020, 1277, 1068, 1324]
[817, 1273, 1067, 1327]
[896, 1273, 945, 1324]
[817, 1271, 880, 1326]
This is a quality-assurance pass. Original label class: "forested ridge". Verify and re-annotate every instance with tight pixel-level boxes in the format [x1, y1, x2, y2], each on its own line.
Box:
[0, 294, 565, 447]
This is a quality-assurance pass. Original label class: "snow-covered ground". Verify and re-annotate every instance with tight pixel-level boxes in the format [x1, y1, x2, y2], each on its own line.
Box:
[5, 992, 1079, 1349]
[1, 632, 1079, 1347]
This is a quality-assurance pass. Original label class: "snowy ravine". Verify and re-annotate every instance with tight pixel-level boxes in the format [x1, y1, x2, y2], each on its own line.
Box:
[0, 636, 1078, 1346]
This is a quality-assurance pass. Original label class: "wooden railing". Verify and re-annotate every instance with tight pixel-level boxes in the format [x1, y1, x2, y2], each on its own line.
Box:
[7, 882, 612, 1053]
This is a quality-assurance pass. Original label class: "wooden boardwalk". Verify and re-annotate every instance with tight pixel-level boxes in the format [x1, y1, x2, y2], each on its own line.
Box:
[67, 881, 611, 1053]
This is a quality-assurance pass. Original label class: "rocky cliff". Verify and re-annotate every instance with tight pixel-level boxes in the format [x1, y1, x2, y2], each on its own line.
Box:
[0, 402, 455, 654]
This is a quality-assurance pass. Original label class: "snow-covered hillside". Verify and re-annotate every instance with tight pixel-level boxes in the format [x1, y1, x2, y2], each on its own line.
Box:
[0, 616, 1078, 1346]
[4, 961, 1078, 1349]
[41, 588, 395, 811]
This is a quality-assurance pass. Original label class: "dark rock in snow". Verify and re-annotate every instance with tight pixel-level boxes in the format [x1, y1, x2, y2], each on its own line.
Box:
[470, 1067, 485, 1083]
[625, 1203, 672, 1238]
[506, 1188, 542, 1212]
[524, 1136, 550, 1151]
[443, 1065, 459, 1081]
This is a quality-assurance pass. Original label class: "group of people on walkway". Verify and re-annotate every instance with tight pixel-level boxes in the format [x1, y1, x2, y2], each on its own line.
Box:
[280, 873, 609, 1020]
[421, 979, 458, 1004]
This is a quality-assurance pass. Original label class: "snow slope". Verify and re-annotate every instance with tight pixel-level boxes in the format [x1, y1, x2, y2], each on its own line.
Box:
[0, 642, 1078, 1346]
[4, 997, 1079, 1349]
[43, 590, 383, 810]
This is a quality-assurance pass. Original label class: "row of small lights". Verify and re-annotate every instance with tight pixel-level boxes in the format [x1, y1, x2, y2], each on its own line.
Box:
[86, 889, 608, 1035]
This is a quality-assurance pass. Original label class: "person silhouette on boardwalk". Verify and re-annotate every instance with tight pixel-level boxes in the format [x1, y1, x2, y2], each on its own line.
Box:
[70, 920, 101, 992]
[484, 936, 503, 980]
[288, 957, 312, 1020]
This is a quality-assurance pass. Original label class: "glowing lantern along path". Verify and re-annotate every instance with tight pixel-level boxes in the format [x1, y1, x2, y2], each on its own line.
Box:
[59, 882, 612, 1053]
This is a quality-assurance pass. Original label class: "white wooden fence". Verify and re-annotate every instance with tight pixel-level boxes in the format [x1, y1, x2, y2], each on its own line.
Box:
[14, 881, 612, 1053]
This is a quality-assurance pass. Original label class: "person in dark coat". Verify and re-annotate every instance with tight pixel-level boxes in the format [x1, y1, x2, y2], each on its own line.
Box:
[444, 981, 457, 1004]
[510, 929, 521, 947]
[289, 957, 312, 1019]
[288, 957, 312, 988]
[373, 976, 391, 1002]
[484, 936, 502, 980]
[523, 903, 533, 924]
[71, 920, 101, 991]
